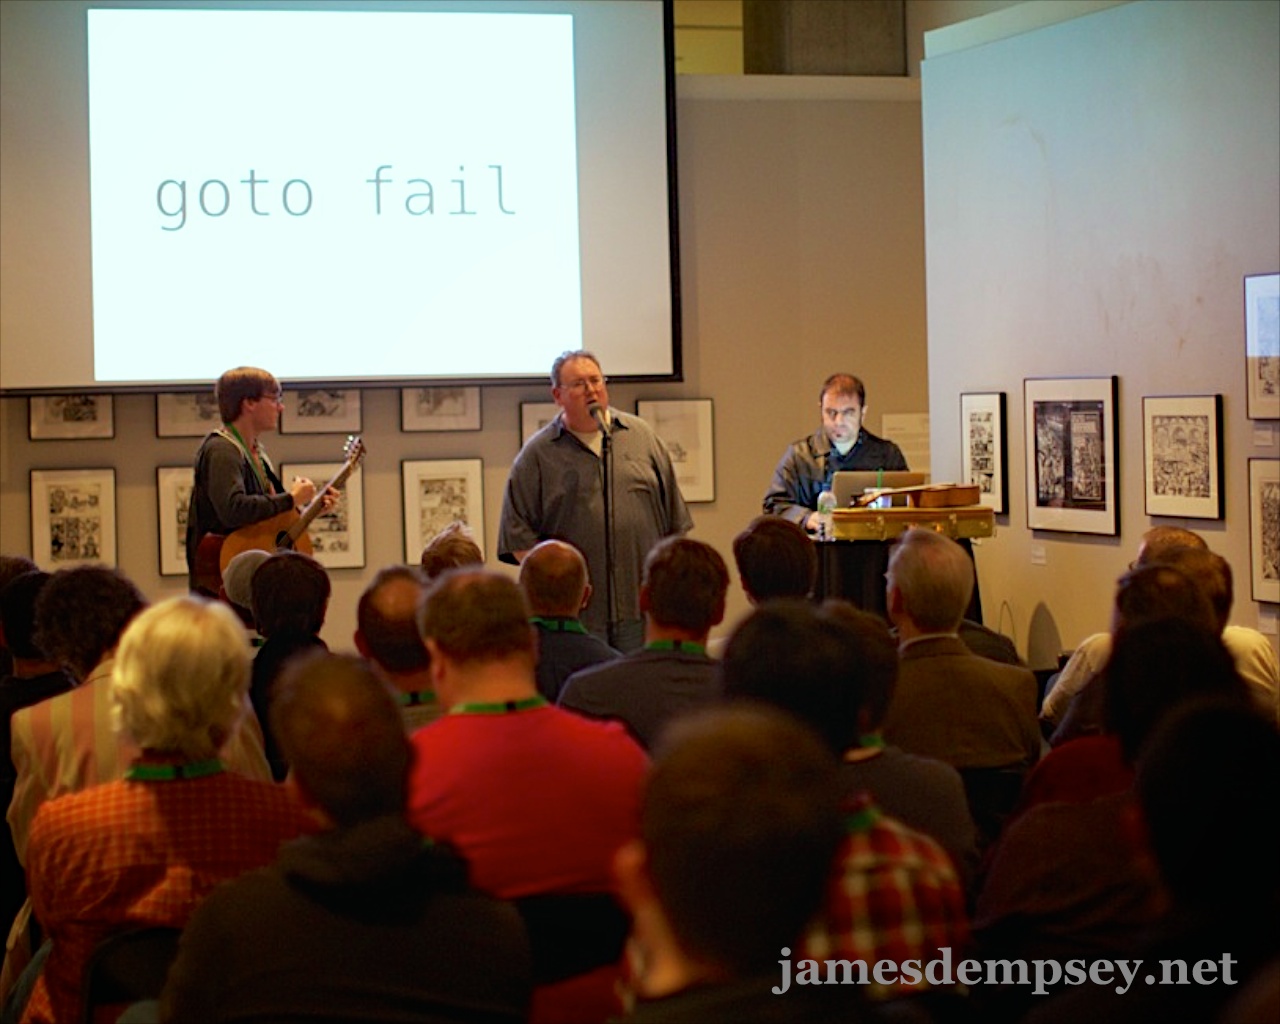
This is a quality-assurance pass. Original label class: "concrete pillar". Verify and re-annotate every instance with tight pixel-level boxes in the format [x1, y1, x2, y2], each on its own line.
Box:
[744, 0, 906, 76]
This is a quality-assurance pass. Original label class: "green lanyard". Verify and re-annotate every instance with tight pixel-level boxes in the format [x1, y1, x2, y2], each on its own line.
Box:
[530, 617, 589, 635]
[644, 640, 707, 656]
[398, 689, 436, 707]
[221, 425, 274, 494]
[844, 802, 883, 834]
[124, 758, 225, 782]
[450, 696, 548, 716]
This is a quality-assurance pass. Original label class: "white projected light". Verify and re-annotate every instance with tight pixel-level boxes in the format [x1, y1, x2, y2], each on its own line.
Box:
[87, 9, 582, 382]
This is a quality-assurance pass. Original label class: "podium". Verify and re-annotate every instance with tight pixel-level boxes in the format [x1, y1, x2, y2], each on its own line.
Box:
[815, 506, 995, 618]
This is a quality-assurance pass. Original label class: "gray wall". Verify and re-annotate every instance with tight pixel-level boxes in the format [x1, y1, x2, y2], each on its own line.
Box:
[922, 0, 1280, 665]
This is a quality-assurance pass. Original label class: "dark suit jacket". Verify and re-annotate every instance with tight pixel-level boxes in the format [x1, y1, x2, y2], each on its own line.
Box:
[882, 635, 1041, 769]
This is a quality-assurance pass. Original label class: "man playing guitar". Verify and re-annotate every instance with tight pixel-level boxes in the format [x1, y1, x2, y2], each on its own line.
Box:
[185, 367, 321, 596]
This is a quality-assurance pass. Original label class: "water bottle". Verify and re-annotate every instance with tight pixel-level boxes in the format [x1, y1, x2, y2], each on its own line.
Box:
[816, 489, 837, 541]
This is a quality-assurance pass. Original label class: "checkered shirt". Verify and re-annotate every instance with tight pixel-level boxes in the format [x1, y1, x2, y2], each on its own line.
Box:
[22, 767, 308, 1024]
[802, 793, 971, 999]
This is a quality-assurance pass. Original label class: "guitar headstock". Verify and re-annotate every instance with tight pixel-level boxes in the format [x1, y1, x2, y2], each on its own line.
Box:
[344, 435, 366, 466]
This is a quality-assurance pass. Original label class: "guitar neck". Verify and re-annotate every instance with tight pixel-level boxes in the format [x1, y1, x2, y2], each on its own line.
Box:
[286, 448, 362, 544]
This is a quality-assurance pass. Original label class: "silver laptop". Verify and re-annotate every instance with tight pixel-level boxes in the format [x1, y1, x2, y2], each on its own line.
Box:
[831, 470, 929, 508]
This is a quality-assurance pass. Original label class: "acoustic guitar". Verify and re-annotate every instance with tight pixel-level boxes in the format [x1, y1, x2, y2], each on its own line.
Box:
[194, 435, 365, 592]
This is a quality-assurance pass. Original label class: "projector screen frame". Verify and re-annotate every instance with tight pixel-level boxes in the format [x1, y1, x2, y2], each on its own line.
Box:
[0, 0, 683, 395]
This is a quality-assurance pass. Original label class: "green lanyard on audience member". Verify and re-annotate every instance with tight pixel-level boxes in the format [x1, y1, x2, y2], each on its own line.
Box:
[124, 759, 225, 782]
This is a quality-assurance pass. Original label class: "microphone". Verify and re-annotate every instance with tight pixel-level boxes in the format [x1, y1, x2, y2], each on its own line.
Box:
[587, 401, 608, 434]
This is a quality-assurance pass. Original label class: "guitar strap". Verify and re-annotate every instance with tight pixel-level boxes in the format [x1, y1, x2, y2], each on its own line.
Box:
[218, 426, 278, 495]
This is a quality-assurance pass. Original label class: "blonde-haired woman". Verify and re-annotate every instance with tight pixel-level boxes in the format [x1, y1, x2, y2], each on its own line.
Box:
[18, 597, 309, 1024]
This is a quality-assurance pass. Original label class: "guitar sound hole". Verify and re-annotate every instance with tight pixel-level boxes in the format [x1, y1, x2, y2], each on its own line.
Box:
[275, 532, 294, 550]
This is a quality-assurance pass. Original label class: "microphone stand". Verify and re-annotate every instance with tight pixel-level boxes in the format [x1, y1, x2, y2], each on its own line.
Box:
[598, 413, 617, 648]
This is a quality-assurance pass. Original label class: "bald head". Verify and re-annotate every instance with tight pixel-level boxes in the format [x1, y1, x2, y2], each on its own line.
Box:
[519, 540, 590, 617]
[1136, 526, 1205, 565]
[356, 566, 429, 674]
[272, 653, 410, 827]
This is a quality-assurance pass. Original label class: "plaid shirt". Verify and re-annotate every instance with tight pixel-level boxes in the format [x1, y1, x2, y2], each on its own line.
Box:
[7, 657, 272, 865]
[802, 794, 971, 999]
[22, 767, 309, 1024]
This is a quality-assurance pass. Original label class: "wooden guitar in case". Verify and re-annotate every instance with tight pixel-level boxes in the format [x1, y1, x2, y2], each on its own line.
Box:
[194, 435, 365, 592]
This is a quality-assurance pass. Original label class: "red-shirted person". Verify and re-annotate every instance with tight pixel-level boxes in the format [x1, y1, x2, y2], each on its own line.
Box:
[406, 569, 648, 1024]
[17, 597, 310, 1024]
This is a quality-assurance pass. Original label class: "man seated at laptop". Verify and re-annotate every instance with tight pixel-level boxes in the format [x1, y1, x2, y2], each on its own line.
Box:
[763, 373, 908, 533]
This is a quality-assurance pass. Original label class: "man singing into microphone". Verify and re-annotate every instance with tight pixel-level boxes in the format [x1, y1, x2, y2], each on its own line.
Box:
[764, 373, 908, 534]
[498, 350, 692, 653]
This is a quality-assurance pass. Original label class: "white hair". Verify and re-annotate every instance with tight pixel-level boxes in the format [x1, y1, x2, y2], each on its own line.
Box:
[111, 596, 250, 759]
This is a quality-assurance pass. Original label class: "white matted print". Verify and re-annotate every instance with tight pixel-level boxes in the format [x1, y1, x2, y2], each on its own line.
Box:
[31, 469, 117, 569]
[520, 402, 560, 446]
[1024, 377, 1119, 536]
[402, 459, 485, 564]
[156, 392, 221, 437]
[1244, 272, 1279, 420]
[29, 395, 114, 440]
[156, 466, 195, 576]
[280, 389, 362, 434]
[1249, 459, 1279, 604]
[636, 399, 716, 503]
[401, 387, 482, 432]
[283, 461, 365, 569]
[1142, 395, 1223, 520]
[959, 392, 1008, 514]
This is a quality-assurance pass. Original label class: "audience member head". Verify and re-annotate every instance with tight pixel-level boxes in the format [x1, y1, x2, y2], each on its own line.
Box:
[1152, 546, 1233, 633]
[111, 596, 250, 760]
[418, 569, 534, 667]
[32, 565, 146, 680]
[355, 566, 430, 675]
[0, 570, 53, 662]
[1110, 563, 1216, 637]
[640, 537, 729, 636]
[419, 521, 483, 580]
[272, 653, 410, 828]
[720, 599, 895, 755]
[215, 366, 279, 423]
[1103, 618, 1248, 763]
[0, 555, 36, 674]
[1136, 698, 1279, 912]
[616, 706, 842, 983]
[1134, 525, 1205, 566]
[819, 600, 900, 733]
[0, 556, 38, 599]
[251, 551, 331, 638]
[519, 539, 591, 617]
[222, 548, 271, 620]
[732, 516, 817, 603]
[885, 528, 973, 634]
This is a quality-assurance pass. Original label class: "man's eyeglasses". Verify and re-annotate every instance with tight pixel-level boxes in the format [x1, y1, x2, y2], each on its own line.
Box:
[561, 376, 607, 393]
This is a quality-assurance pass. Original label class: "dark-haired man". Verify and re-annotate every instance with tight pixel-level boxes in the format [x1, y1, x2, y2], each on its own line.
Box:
[250, 551, 330, 780]
[732, 515, 817, 604]
[498, 350, 692, 652]
[163, 653, 532, 1024]
[764, 373, 907, 533]
[560, 537, 727, 748]
[614, 706, 858, 1021]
